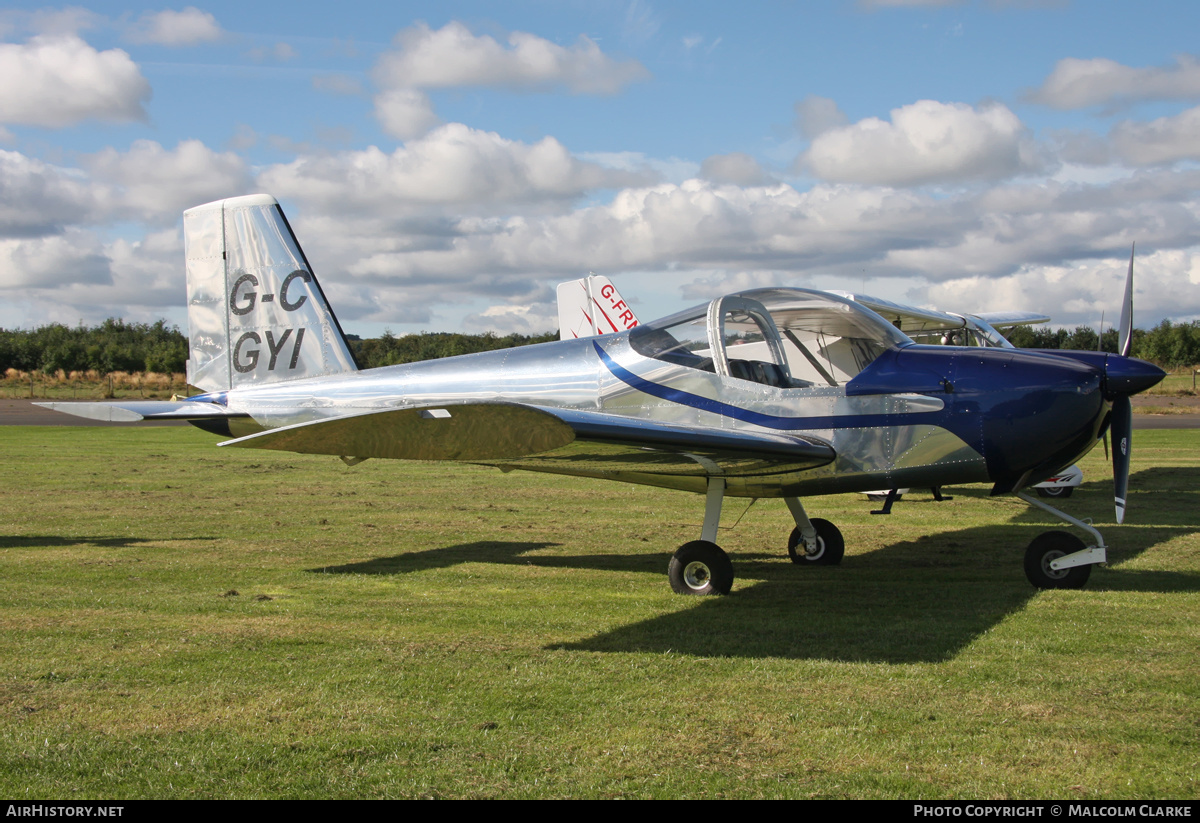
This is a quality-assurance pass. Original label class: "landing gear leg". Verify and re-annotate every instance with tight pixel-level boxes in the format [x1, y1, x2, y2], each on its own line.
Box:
[1016, 491, 1106, 589]
[668, 477, 734, 595]
[784, 497, 844, 566]
[870, 488, 900, 515]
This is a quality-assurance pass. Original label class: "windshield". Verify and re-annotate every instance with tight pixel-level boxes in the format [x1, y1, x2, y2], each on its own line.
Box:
[737, 288, 911, 386]
[630, 288, 911, 387]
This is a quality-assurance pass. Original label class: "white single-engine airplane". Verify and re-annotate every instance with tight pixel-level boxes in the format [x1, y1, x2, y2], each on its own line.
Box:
[42, 195, 1165, 595]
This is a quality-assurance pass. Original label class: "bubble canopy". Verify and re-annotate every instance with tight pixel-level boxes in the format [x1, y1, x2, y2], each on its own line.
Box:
[630, 288, 914, 388]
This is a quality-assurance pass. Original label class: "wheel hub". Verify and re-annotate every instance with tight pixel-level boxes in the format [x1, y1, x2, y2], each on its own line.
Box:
[806, 537, 825, 560]
[683, 561, 712, 590]
[1041, 550, 1068, 580]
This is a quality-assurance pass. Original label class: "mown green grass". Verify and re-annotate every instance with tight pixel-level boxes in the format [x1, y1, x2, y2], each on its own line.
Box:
[1, 425, 1197, 799]
[1146, 371, 1198, 396]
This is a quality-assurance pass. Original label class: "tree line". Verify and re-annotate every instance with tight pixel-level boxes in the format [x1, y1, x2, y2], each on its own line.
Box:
[0, 321, 559, 375]
[348, 330, 559, 368]
[2, 318, 1197, 375]
[1005, 319, 1200, 367]
[0, 319, 189, 374]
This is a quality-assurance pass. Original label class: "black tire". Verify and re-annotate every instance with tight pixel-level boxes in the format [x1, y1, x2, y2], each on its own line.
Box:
[787, 518, 845, 566]
[668, 540, 734, 595]
[1035, 486, 1073, 499]
[1024, 530, 1091, 589]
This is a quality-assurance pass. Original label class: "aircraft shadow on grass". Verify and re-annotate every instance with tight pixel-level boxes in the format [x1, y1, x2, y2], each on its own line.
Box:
[307, 471, 1197, 664]
[558, 525, 1196, 663]
[310, 541, 663, 578]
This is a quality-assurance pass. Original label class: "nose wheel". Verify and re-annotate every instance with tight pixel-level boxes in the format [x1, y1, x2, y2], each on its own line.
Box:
[787, 518, 844, 565]
[784, 498, 844, 566]
[1023, 531, 1092, 589]
[1017, 492, 1106, 589]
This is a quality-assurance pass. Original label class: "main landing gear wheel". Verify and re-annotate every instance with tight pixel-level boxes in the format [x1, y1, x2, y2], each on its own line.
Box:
[668, 540, 734, 596]
[1036, 486, 1074, 499]
[1024, 530, 1091, 589]
[787, 518, 844, 566]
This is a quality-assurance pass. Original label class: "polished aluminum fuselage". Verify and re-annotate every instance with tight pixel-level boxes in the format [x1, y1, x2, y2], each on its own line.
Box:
[208, 330, 1066, 498]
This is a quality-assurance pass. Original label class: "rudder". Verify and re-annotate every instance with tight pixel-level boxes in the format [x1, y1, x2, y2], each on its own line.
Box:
[184, 194, 357, 392]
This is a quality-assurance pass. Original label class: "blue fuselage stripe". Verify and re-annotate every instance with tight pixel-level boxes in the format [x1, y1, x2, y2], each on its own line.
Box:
[594, 342, 940, 431]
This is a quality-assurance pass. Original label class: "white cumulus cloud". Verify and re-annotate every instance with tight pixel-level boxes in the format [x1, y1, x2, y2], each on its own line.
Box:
[0, 230, 111, 289]
[464, 302, 557, 334]
[373, 88, 440, 140]
[258, 123, 655, 216]
[374, 21, 649, 94]
[84, 139, 252, 223]
[923, 248, 1200, 326]
[0, 35, 150, 127]
[127, 7, 223, 46]
[802, 100, 1043, 186]
[1030, 55, 1200, 109]
[0, 150, 99, 237]
[700, 153, 771, 186]
[794, 95, 849, 139]
[1110, 105, 1200, 166]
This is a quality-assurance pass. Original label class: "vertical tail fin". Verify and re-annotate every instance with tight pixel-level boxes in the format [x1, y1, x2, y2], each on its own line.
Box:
[184, 194, 358, 393]
[555, 274, 640, 340]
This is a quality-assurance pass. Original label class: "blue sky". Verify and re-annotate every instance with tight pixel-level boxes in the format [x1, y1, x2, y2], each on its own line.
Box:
[2, 0, 1199, 338]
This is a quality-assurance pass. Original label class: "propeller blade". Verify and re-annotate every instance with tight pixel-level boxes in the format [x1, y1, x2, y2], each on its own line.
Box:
[1099, 309, 1109, 458]
[1112, 395, 1132, 524]
[1118, 244, 1134, 357]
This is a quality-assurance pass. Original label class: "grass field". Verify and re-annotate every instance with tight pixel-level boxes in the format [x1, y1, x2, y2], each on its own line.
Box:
[1147, 371, 1198, 396]
[1, 425, 1196, 799]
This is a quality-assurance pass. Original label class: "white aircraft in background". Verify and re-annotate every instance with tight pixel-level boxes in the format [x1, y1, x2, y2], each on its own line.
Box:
[556, 274, 639, 340]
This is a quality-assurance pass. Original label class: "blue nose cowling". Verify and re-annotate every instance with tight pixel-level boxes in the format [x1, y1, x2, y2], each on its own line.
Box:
[1028, 349, 1166, 399]
[1103, 355, 1166, 398]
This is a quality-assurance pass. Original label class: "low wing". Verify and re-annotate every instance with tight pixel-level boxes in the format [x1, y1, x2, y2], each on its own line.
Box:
[35, 400, 243, 423]
[218, 402, 835, 478]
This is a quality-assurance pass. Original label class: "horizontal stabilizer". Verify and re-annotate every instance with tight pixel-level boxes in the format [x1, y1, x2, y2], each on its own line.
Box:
[35, 401, 243, 423]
